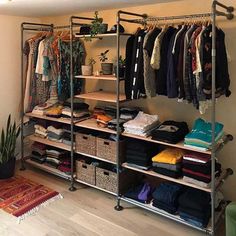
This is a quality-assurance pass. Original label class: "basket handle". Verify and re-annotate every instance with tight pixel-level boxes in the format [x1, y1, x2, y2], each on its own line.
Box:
[82, 164, 88, 169]
[104, 141, 110, 145]
[82, 136, 88, 140]
[103, 171, 109, 176]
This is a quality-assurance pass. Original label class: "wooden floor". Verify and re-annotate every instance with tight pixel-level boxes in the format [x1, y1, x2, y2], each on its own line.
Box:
[0, 164, 225, 236]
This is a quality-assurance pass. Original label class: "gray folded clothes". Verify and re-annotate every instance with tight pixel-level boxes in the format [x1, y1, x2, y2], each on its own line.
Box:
[152, 162, 182, 171]
[48, 136, 63, 143]
[34, 124, 47, 133]
[182, 176, 210, 188]
[47, 131, 63, 140]
[47, 126, 64, 136]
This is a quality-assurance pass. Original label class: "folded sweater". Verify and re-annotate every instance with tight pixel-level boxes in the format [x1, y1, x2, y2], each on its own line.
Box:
[152, 148, 184, 164]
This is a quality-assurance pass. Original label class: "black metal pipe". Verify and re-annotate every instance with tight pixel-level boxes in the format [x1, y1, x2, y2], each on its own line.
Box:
[118, 10, 147, 18]
[119, 18, 144, 25]
[21, 22, 53, 27]
[214, 1, 234, 13]
[71, 15, 94, 21]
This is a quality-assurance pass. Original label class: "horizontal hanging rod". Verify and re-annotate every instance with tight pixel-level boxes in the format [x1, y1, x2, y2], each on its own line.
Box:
[214, 0, 234, 13]
[216, 10, 234, 20]
[22, 27, 52, 31]
[215, 168, 234, 192]
[71, 15, 95, 21]
[140, 13, 213, 22]
[118, 10, 147, 18]
[119, 18, 144, 25]
[21, 22, 53, 27]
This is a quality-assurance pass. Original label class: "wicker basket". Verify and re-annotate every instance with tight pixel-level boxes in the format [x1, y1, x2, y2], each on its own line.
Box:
[75, 133, 96, 156]
[96, 167, 117, 193]
[96, 137, 125, 163]
[76, 160, 96, 185]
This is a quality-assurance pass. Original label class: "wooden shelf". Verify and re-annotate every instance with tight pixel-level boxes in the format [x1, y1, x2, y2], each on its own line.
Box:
[75, 91, 126, 103]
[25, 159, 72, 181]
[75, 75, 117, 81]
[122, 163, 227, 193]
[122, 133, 212, 155]
[75, 118, 116, 134]
[26, 113, 71, 124]
[75, 179, 116, 196]
[75, 33, 133, 38]
[29, 135, 71, 151]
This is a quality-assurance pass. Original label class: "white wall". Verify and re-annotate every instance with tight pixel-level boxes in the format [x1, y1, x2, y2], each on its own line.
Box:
[0, 15, 40, 128]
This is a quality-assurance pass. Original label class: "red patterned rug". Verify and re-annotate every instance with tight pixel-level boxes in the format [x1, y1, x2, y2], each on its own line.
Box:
[0, 176, 63, 222]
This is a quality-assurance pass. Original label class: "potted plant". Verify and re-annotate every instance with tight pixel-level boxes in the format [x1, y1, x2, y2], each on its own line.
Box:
[81, 58, 96, 76]
[114, 56, 126, 78]
[85, 11, 108, 41]
[99, 50, 113, 75]
[0, 115, 20, 179]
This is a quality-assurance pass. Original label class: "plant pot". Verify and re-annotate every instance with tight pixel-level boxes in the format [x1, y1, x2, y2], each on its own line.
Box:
[82, 65, 93, 76]
[0, 157, 16, 179]
[101, 63, 113, 75]
[99, 24, 108, 34]
[114, 66, 125, 78]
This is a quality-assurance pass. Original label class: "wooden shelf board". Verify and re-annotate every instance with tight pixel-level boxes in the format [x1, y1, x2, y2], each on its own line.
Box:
[29, 135, 71, 151]
[74, 75, 117, 81]
[75, 33, 133, 38]
[75, 118, 116, 134]
[75, 179, 116, 196]
[122, 133, 212, 155]
[25, 159, 71, 180]
[26, 113, 71, 124]
[75, 91, 126, 103]
[122, 163, 212, 193]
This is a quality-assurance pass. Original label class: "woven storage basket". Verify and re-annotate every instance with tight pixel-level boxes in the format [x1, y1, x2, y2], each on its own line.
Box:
[96, 167, 117, 193]
[75, 133, 96, 156]
[96, 138, 125, 163]
[76, 160, 96, 185]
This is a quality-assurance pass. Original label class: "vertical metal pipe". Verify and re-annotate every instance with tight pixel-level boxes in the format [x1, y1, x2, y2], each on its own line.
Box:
[114, 11, 123, 211]
[69, 17, 76, 191]
[20, 24, 26, 171]
[211, 1, 217, 235]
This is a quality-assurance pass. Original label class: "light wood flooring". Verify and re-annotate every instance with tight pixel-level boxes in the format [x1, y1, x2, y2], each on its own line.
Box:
[0, 164, 225, 236]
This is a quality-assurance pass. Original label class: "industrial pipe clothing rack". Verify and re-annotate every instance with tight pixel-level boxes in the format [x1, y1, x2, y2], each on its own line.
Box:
[20, 1, 234, 235]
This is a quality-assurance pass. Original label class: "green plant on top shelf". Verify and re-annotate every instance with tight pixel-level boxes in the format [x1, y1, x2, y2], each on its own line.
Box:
[99, 50, 109, 62]
[88, 57, 96, 66]
[118, 55, 126, 67]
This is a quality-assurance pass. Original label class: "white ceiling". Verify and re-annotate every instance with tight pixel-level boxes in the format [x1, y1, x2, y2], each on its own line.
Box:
[0, 0, 178, 17]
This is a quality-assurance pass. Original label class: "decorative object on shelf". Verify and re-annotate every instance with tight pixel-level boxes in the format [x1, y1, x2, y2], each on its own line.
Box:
[114, 55, 126, 78]
[0, 176, 63, 221]
[81, 57, 96, 76]
[99, 49, 113, 75]
[85, 11, 108, 41]
[0, 115, 20, 179]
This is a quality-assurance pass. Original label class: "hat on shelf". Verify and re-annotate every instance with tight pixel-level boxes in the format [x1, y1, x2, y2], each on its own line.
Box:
[78, 25, 91, 35]
[106, 24, 125, 33]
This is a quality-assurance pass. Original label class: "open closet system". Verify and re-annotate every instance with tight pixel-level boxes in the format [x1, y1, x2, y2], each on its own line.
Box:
[20, 1, 234, 235]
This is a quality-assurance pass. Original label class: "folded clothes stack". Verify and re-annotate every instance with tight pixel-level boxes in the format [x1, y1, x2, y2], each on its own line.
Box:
[152, 148, 185, 178]
[61, 107, 90, 121]
[93, 106, 105, 118]
[45, 105, 63, 118]
[96, 114, 113, 128]
[123, 112, 160, 137]
[107, 119, 126, 131]
[182, 152, 222, 188]
[151, 121, 189, 144]
[31, 101, 55, 116]
[34, 124, 47, 139]
[61, 129, 74, 145]
[64, 99, 89, 111]
[45, 149, 69, 169]
[120, 107, 140, 121]
[30, 142, 46, 163]
[58, 159, 71, 175]
[47, 126, 64, 142]
[184, 118, 224, 151]
[104, 106, 116, 118]
[178, 188, 211, 228]
[124, 182, 153, 203]
[126, 140, 158, 170]
[152, 182, 184, 214]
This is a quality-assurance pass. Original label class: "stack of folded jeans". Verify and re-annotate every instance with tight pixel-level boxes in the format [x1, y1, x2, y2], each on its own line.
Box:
[184, 118, 224, 151]
[124, 182, 153, 203]
[178, 188, 211, 228]
[152, 148, 184, 178]
[183, 152, 222, 188]
[123, 112, 160, 137]
[34, 124, 47, 139]
[45, 149, 70, 169]
[47, 126, 64, 142]
[151, 120, 189, 144]
[30, 142, 46, 163]
[152, 182, 184, 214]
[126, 140, 158, 170]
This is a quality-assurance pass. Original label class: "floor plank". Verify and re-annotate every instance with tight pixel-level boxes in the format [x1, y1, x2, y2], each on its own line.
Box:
[0, 163, 225, 236]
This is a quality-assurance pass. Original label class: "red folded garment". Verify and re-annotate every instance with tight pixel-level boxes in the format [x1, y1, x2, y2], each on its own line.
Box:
[183, 152, 211, 163]
[183, 168, 211, 180]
